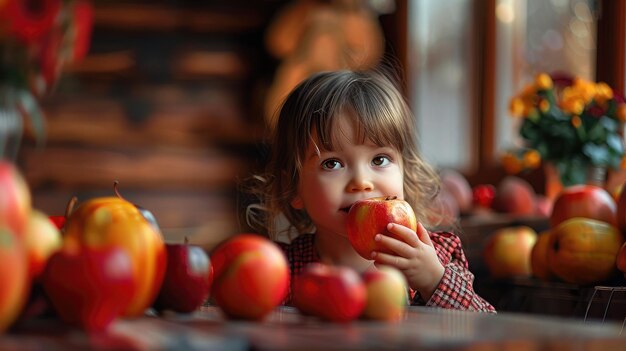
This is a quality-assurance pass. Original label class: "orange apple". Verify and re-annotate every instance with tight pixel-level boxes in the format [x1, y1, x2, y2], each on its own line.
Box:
[550, 185, 617, 229]
[347, 196, 417, 259]
[63, 197, 166, 318]
[0, 227, 29, 333]
[548, 217, 623, 285]
[0, 161, 31, 239]
[361, 265, 407, 321]
[491, 176, 536, 216]
[483, 226, 537, 279]
[210, 234, 289, 320]
[530, 230, 553, 281]
[23, 209, 62, 280]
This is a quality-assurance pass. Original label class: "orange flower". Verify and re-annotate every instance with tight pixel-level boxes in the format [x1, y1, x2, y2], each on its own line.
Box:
[535, 73, 553, 90]
[501, 153, 522, 174]
[617, 104, 626, 122]
[509, 98, 526, 117]
[522, 149, 541, 169]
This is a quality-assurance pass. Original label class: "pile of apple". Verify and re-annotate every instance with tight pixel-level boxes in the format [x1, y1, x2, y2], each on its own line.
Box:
[440, 170, 552, 220]
[208, 233, 408, 323]
[483, 184, 626, 286]
[0, 160, 219, 333]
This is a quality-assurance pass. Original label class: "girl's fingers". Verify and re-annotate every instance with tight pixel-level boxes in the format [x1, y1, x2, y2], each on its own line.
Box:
[374, 232, 412, 257]
[371, 250, 409, 269]
[416, 223, 433, 246]
[386, 223, 420, 247]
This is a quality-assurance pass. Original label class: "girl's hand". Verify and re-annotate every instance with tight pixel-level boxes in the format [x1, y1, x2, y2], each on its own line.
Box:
[371, 222, 444, 301]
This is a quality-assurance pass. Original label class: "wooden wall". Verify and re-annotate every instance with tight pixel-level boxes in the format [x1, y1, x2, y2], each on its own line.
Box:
[16, 1, 402, 250]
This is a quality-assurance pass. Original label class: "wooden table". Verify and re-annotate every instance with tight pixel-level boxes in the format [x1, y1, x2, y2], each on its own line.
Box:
[2, 306, 626, 350]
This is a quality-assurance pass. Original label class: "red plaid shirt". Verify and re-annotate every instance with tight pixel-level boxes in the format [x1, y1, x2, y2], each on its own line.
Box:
[278, 232, 496, 313]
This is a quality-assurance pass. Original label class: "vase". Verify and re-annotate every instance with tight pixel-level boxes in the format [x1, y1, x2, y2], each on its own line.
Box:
[544, 163, 607, 200]
[544, 163, 563, 201]
[0, 86, 22, 161]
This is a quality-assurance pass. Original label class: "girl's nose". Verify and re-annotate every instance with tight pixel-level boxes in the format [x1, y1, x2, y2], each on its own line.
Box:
[347, 170, 374, 192]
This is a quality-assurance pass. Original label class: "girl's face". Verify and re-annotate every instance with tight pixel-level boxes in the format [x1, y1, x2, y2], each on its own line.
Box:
[291, 111, 405, 238]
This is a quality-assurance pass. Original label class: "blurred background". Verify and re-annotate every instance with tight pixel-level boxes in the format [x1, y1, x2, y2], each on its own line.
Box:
[2, 0, 622, 250]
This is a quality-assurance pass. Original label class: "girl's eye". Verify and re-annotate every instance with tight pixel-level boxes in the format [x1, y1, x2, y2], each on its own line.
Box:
[372, 155, 391, 167]
[321, 159, 342, 170]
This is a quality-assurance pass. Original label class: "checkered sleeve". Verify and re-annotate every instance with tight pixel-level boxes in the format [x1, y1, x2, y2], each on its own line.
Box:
[411, 231, 496, 313]
[277, 234, 319, 305]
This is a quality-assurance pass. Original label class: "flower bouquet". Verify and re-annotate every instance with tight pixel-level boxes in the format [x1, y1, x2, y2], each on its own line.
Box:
[0, 0, 93, 159]
[502, 72, 626, 187]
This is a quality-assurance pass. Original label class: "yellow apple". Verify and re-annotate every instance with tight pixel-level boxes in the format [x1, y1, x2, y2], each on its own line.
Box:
[361, 265, 407, 321]
[24, 209, 62, 280]
[483, 226, 537, 279]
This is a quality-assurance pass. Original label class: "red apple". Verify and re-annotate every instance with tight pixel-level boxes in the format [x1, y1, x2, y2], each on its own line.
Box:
[441, 169, 473, 214]
[347, 196, 417, 259]
[483, 226, 537, 279]
[0, 227, 29, 333]
[292, 263, 366, 323]
[361, 265, 407, 321]
[23, 209, 62, 280]
[550, 185, 617, 228]
[0, 161, 31, 239]
[42, 245, 136, 332]
[154, 240, 213, 313]
[491, 176, 536, 215]
[210, 234, 289, 320]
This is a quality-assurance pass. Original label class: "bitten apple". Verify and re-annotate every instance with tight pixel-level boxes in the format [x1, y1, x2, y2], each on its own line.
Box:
[210, 234, 289, 320]
[0, 161, 31, 238]
[483, 226, 537, 279]
[42, 245, 136, 332]
[361, 265, 407, 321]
[0, 227, 29, 333]
[347, 196, 417, 259]
[550, 185, 617, 228]
[154, 240, 213, 313]
[23, 209, 62, 280]
[292, 263, 366, 323]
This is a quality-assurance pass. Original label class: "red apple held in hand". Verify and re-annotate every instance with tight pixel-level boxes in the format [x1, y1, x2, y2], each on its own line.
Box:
[361, 265, 407, 321]
[210, 234, 289, 320]
[0, 161, 32, 239]
[347, 196, 417, 259]
[0, 227, 29, 333]
[154, 239, 213, 313]
[551, 185, 617, 229]
[42, 245, 136, 332]
[483, 226, 537, 279]
[24, 210, 62, 280]
[292, 263, 366, 323]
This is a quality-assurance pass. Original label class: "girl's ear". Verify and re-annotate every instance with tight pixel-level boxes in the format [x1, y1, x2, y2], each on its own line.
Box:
[290, 196, 304, 209]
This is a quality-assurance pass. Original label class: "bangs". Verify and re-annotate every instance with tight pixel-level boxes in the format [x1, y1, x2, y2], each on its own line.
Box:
[315, 81, 411, 153]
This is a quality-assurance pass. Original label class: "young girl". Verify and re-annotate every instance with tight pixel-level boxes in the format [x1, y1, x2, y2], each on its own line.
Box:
[246, 68, 495, 313]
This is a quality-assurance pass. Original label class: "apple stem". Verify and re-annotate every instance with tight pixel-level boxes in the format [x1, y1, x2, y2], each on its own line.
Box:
[65, 196, 78, 219]
[113, 180, 126, 200]
[385, 196, 398, 201]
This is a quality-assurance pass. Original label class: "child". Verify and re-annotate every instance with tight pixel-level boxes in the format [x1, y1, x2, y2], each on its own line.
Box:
[246, 68, 495, 313]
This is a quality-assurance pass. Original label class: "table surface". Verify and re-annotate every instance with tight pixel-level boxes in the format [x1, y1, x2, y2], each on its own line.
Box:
[3, 305, 626, 351]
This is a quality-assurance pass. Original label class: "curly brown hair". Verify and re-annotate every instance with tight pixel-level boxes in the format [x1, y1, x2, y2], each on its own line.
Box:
[245, 68, 447, 241]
